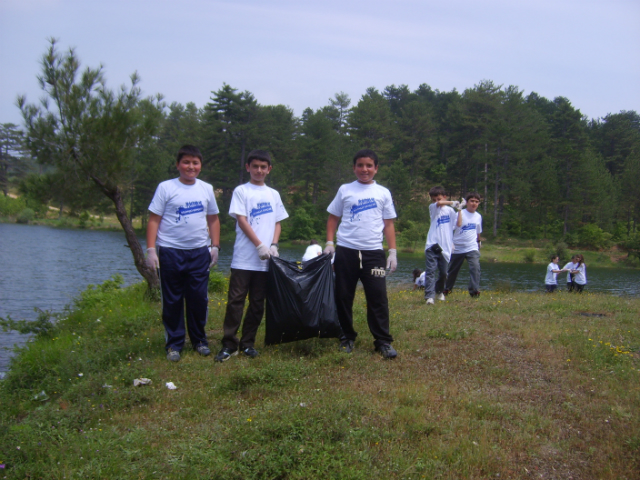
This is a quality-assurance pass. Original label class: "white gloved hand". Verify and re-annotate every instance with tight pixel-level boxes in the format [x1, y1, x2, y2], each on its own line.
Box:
[450, 200, 461, 210]
[270, 244, 279, 257]
[460, 198, 467, 210]
[210, 246, 219, 267]
[386, 248, 397, 273]
[146, 248, 159, 270]
[256, 243, 271, 260]
[323, 241, 335, 255]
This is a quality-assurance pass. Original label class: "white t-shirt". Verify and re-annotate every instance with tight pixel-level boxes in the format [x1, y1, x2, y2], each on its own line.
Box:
[415, 271, 426, 287]
[545, 262, 560, 285]
[229, 182, 289, 272]
[574, 263, 587, 285]
[148, 178, 219, 249]
[302, 244, 322, 261]
[563, 262, 576, 282]
[452, 210, 483, 254]
[327, 180, 397, 251]
[425, 203, 458, 262]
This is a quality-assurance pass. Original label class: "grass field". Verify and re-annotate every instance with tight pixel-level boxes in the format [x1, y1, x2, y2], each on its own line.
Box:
[1, 279, 639, 479]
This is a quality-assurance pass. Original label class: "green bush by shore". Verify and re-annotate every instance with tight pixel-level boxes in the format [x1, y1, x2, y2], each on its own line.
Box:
[1, 277, 639, 478]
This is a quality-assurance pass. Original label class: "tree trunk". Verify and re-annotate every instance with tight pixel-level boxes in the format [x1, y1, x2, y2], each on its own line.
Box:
[493, 171, 499, 237]
[107, 185, 159, 290]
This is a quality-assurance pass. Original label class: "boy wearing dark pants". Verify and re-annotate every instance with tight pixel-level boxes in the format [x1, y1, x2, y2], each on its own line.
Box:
[324, 149, 398, 359]
[424, 186, 463, 305]
[146, 145, 220, 362]
[444, 193, 483, 297]
[215, 150, 288, 362]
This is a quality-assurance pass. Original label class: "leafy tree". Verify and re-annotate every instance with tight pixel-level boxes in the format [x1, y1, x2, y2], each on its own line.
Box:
[0, 123, 31, 196]
[18, 39, 163, 289]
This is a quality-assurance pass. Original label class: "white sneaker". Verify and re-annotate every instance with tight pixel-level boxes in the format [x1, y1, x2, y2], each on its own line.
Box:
[436, 293, 445, 301]
[426, 298, 435, 305]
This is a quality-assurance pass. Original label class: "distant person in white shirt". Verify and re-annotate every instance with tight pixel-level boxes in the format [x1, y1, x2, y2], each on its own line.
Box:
[444, 193, 483, 297]
[413, 269, 425, 290]
[423, 186, 463, 305]
[545, 255, 565, 293]
[570, 254, 587, 293]
[302, 240, 323, 262]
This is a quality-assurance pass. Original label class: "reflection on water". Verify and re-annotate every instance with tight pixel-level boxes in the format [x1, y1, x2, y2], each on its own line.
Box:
[1, 223, 639, 374]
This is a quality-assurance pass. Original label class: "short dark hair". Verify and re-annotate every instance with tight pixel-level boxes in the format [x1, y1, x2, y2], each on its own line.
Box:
[429, 186, 447, 197]
[551, 254, 559, 261]
[412, 268, 422, 282]
[177, 145, 203, 163]
[353, 149, 379, 166]
[465, 192, 481, 202]
[310, 239, 318, 245]
[246, 149, 272, 166]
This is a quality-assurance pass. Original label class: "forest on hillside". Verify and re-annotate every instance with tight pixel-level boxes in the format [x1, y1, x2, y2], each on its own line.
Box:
[1, 41, 639, 256]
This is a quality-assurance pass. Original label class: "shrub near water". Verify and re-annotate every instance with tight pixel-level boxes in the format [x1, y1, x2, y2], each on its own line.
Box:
[1, 280, 639, 479]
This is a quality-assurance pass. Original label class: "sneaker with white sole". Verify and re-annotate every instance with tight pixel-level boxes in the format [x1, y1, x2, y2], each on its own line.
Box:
[426, 298, 435, 305]
[196, 345, 211, 356]
[214, 347, 238, 363]
[241, 347, 259, 358]
[436, 293, 446, 301]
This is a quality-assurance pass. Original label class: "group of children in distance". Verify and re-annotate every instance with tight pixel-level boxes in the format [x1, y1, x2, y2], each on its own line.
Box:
[545, 254, 587, 293]
[413, 187, 483, 304]
[146, 146, 399, 363]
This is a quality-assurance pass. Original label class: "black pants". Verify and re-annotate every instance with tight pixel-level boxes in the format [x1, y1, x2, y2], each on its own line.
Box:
[221, 269, 268, 350]
[334, 246, 393, 348]
[159, 246, 210, 352]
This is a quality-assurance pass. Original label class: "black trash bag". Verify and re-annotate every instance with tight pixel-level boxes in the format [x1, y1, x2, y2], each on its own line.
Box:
[265, 254, 343, 345]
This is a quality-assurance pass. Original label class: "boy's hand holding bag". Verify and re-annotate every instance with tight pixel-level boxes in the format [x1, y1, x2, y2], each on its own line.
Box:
[256, 243, 271, 260]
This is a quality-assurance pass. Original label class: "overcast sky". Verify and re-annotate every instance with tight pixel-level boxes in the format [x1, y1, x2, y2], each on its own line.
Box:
[1, 0, 638, 125]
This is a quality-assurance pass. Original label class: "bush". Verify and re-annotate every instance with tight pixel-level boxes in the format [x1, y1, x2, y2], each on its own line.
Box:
[16, 207, 35, 224]
[0, 194, 26, 216]
[74, 274, 124, 309]
[522, 249, 536, 263]
[577, 224, 612, 250]
[209, 268, 228, 294]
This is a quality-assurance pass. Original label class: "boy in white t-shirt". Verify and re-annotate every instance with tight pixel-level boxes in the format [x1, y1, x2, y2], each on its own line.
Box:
[444, 193, 483, 297]
[324, 149, 398, 359]
[146, 145, 220, 362]
[545, 255, 565, 293]
[302, 239, 323, 262]
[215, 150, 289, 362]
[424, 186, 463, 305]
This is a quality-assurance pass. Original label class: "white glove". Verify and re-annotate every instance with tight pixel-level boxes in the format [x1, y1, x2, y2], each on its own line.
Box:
[478, 241, 482, 249]
[210, 246, 219, 267]
[460, 198, 467, 210]
[256, 243, 271, 260]
[146, 248, 159, 270]
[386, 248, 397, 273]
[323, 241, 335, 255]
[450, 200, 461, 210]
[270, 244, 279, 257]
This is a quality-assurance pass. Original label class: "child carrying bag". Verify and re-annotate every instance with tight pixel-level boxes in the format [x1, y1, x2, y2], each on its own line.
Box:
[265, 254, 343, 345]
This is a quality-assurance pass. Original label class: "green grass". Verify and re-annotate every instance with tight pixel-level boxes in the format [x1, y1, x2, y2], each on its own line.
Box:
[1, 281, 639, 479]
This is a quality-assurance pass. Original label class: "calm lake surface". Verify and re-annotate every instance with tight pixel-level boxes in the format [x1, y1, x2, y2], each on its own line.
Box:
[1, 223, 639, 374]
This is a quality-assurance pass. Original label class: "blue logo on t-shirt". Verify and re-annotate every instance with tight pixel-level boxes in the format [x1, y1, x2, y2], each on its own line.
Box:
[436, 216, 451, 228]
[176, 201, 204, 223]
[460, 224, 477, 232]
[349, 198, 377, 221]
[250, 202, 273, 226]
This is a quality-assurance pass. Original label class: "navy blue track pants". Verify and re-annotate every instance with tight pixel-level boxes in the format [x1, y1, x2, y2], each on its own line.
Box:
[158, 246, 210, 352]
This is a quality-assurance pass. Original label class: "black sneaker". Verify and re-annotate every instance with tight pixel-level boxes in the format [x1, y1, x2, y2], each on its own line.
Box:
[214, 347, 238, 363]
[470, 290, 481, 298]
[340, 339, 354, 354]
[375, 344, 397, 359]
[241, 347, 259, 358]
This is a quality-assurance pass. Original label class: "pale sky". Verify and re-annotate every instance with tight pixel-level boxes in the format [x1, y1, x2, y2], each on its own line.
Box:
[1, 0, 638, 125]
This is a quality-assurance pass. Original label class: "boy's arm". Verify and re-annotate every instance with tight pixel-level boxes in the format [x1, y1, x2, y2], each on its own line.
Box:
[207, 214, 220, 266]
[207, 214, 220, 246]
[457, 210, 463, 228]
[272, 221, 282, 244]
[384, 218, 398, 273]
[324, 214, 340, 254]
[145, 213, 162, 270]
[236, 214, 271, 260]
[236, 215, 261, 247]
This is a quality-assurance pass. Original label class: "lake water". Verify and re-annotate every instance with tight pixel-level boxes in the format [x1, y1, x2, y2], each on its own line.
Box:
[1, 223, 639, 375]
